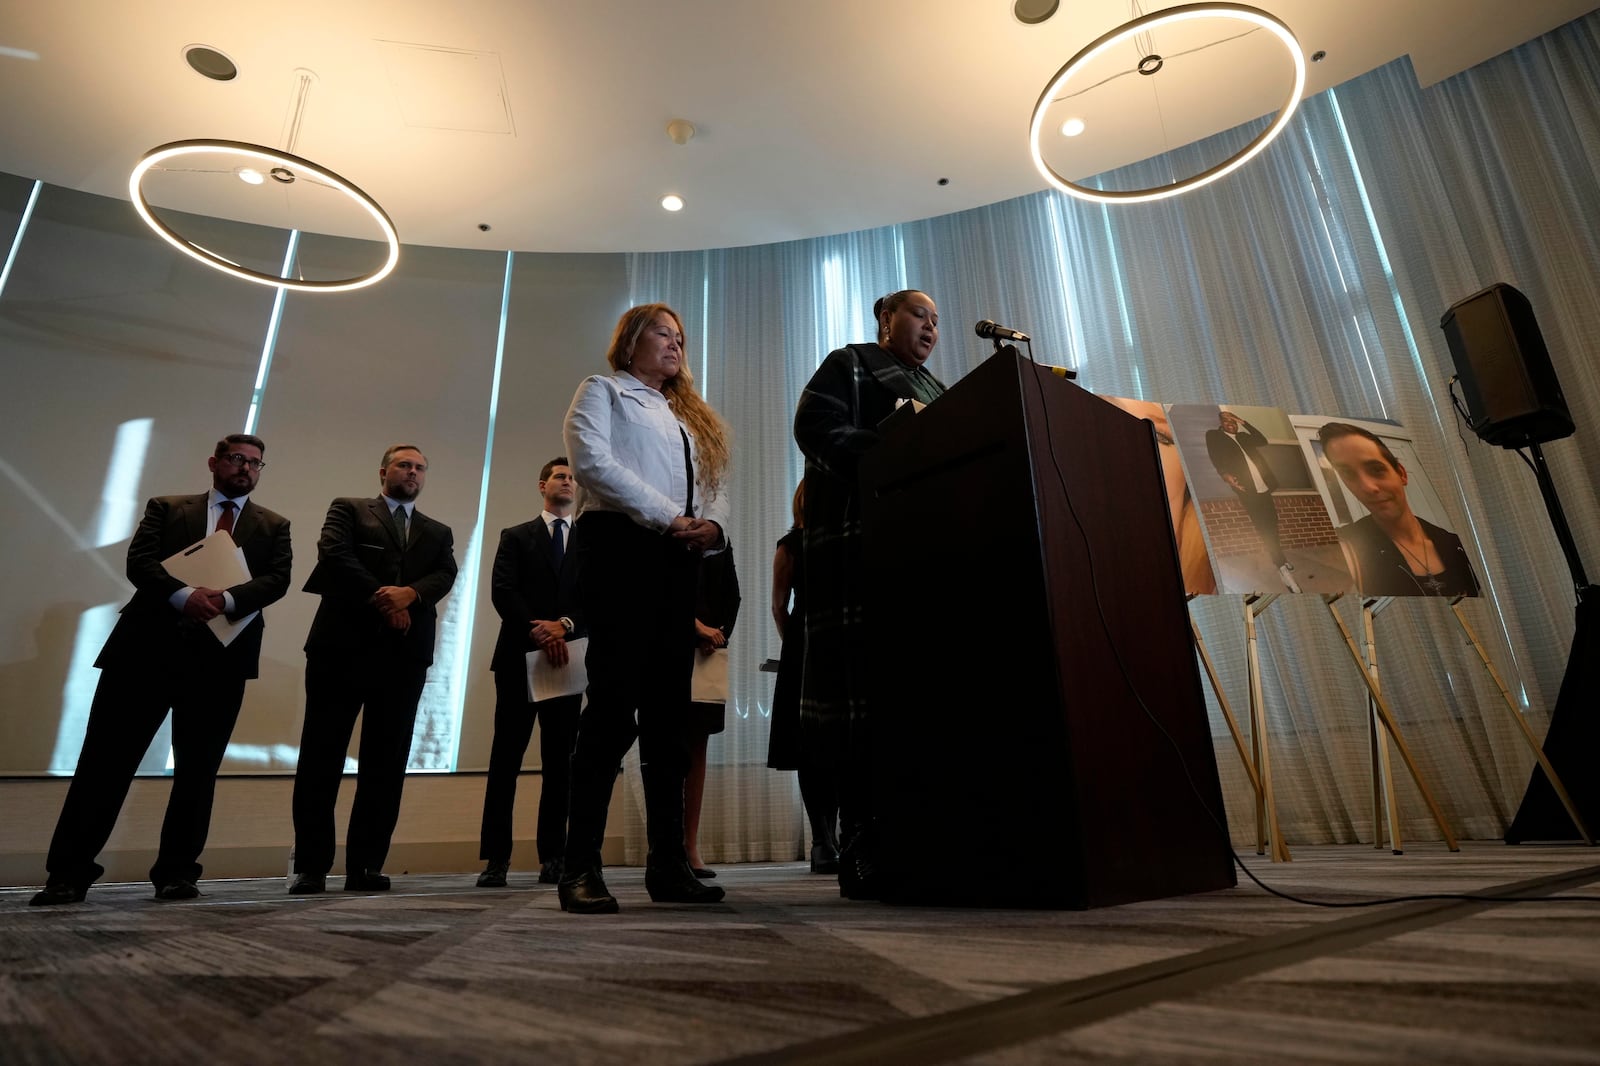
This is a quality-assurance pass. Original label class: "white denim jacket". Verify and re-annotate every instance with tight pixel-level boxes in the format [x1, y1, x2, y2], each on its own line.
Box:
[563, 371, 729, 542]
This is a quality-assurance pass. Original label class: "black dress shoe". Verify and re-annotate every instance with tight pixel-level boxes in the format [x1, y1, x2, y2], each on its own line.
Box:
[691, 866, 717, 880]
[810, 842, 841, 875]
[646, 861, 726, 904]
[344, 869, 391, 892]
[476, 861, 509, 888]
[154, 880, 200, 901]
[537, 859, 563, 885]
[29, 882, 87, 907]
[288, 873, 326, 895]
[558, 869, 619, 914]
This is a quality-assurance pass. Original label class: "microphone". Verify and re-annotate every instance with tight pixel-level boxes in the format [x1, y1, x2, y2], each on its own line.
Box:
[975, 319, 1031, 342]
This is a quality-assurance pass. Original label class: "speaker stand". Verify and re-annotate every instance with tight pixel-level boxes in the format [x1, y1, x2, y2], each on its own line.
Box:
[1505, 442, 1597, 843]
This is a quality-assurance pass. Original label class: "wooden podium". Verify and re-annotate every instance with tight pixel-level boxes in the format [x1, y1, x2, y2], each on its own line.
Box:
[859, 350, 1235, 907]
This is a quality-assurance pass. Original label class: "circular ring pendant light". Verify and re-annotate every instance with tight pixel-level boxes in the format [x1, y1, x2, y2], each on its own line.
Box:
[1028, 3, 1306, 205]
[128, 139, 400, 292]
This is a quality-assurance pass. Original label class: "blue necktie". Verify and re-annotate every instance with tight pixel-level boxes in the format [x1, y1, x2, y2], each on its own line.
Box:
[550, 517, 566, 570]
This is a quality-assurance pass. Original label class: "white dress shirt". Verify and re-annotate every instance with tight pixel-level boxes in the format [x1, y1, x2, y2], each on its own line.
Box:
[1223, 431, 1270, 493]
[382, 495, 414, 538]
[563, 371, 730, 538]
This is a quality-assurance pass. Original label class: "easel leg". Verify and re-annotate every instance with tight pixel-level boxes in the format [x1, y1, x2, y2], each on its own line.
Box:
[1324, 598, 1460, 851]
[1246, 595, 1290, 862]
[1451, 599, 1594, 845]
[1362, 600, 1403, 854]
[1192, 615, 1265, 809]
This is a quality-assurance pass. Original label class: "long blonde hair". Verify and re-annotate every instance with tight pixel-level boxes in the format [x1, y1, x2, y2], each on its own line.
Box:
[605, 303, 731, 498]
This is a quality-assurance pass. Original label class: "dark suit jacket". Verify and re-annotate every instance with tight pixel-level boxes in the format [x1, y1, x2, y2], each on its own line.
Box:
[489, 515, 584, 674]
[303, 497, 457, 666]
[96, 493, 293, 678]
[1205, 420, 1281, 494]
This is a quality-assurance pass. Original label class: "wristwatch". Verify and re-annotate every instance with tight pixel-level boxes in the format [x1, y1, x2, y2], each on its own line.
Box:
[559, 616, 575, 636]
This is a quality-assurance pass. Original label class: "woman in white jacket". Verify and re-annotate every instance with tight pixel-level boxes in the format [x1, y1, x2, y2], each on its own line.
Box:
[556, 302, 732, 914]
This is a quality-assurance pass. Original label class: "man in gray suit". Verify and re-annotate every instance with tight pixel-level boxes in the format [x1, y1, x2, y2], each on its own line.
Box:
[31, 433, 293, 905]
[289, 444, 457, 894]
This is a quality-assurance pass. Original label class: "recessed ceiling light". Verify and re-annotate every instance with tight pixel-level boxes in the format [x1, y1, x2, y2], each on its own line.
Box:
[1060, 118, 1085, 137]
[661, 194, 685, 212]
[235, 167, 264, 185]
[1013, 0, 1060, 26]
[183, 45, 237, 81]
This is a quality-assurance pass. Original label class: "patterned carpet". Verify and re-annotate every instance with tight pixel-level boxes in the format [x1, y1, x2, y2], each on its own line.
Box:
[2, 844, 1597, 1064]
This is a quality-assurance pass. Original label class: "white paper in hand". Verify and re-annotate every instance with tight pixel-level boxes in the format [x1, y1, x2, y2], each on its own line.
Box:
[691, 647, 730, 702]
[527, 637, 589, 702]
[161, 530, 257, 647]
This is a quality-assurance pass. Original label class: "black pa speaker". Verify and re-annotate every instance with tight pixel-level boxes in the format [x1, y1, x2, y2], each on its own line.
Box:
[1440, 283, 1573, 448]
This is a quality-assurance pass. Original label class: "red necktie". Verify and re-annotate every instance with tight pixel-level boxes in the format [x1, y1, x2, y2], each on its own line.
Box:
[218, 500, 236, 535]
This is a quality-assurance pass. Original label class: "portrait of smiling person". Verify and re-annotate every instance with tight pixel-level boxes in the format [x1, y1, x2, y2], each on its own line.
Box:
[1300, 417, 1482, 599]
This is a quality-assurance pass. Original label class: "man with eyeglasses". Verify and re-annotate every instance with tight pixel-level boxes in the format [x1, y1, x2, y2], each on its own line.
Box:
[289, 444, 457, 895]
[30, 434, 293, 906]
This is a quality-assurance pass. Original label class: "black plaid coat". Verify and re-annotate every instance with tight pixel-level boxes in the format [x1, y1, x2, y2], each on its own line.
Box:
[792, 342, 946, 766]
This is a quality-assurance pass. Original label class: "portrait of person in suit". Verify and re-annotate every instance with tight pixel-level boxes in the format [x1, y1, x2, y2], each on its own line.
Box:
[1205, 407, 1301, 593]
[289, 444, 458, 894]
[476, 456, 585, 889]
[30, 433, 293, 906]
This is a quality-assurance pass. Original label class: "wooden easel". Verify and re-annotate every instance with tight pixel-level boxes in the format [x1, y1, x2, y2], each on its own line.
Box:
[1323, 593, 1460, 852]
[1243, 594, 1292, 861]
[1189, 594, 1290, 862]
[1450, 597, 1594, 844]
[1358, 596, 1404, 853]
[1189, 604, 1269, 857]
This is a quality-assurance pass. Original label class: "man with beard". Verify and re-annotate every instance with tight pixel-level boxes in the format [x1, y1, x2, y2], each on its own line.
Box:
[30, 433, 293, 905]
[289, 444, 457, 894]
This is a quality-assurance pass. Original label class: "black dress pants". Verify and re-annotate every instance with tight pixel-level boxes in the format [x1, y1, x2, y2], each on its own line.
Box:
[45, 654, 246, 888]
[560, 512, 698, 874]
[1239, 489, 1288, 567]
[479, 671, 580, 864]
[291, 652, 427, 876]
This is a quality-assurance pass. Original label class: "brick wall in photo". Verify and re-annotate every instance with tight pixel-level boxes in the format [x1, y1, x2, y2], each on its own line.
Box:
[1201, 493, 1339, 556]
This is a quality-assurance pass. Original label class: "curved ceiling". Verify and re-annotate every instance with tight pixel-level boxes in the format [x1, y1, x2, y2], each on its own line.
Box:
[0, 0, 1593, 253]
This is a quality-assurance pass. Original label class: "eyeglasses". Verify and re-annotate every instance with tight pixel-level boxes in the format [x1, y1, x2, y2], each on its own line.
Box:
[220, 453, 266, 471]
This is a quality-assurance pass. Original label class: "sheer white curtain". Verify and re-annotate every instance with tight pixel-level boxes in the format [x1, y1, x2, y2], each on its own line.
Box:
[625, 11, 1600, 856]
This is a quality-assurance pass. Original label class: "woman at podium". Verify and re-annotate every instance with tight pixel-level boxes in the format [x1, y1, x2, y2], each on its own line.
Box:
[792, 289, 947, 899]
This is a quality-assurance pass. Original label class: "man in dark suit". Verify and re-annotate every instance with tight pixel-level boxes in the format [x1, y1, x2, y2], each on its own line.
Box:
[476, 456, 584, 888]
[1204, 408, 1299, 591]
[30, 433, 293, 905]
[289, 444, 457, 894]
